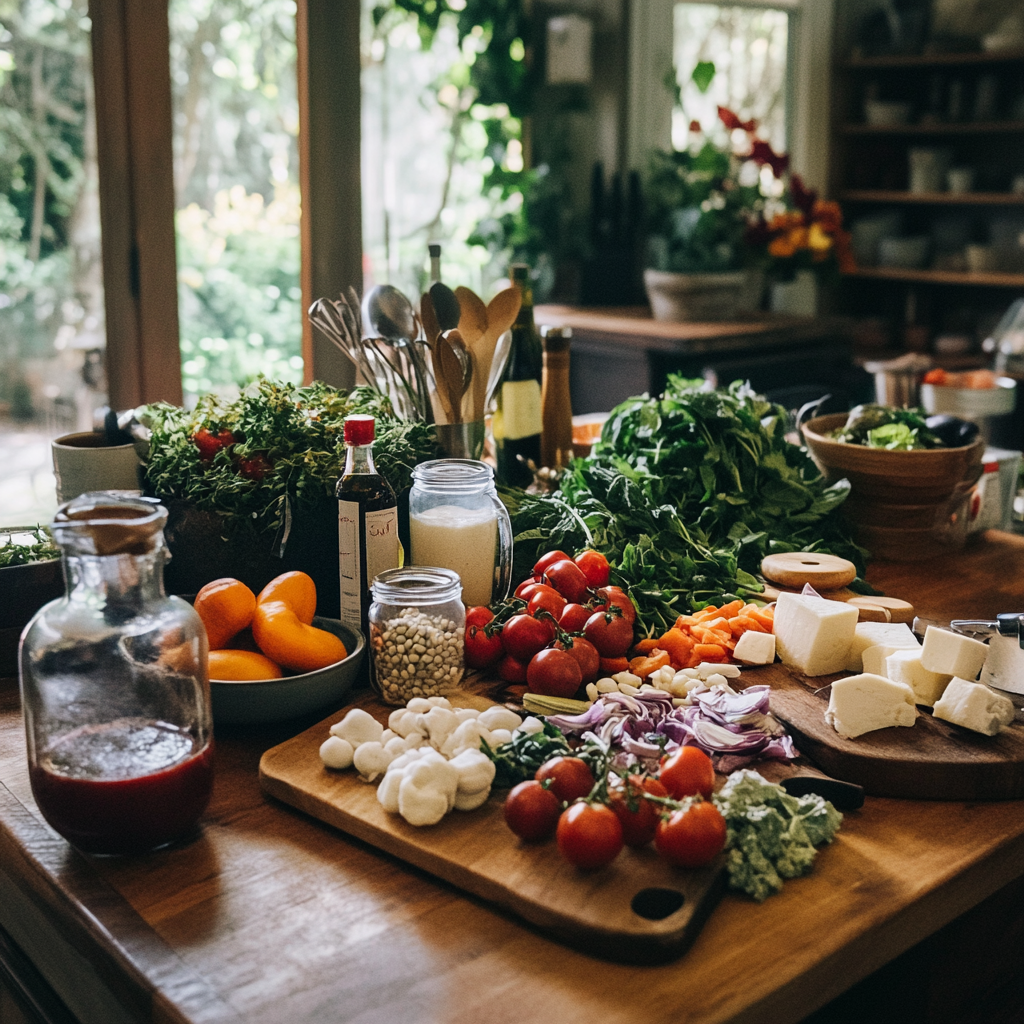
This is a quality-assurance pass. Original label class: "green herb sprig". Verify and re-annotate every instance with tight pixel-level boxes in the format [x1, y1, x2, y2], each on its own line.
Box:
[0, 527, 60, 568]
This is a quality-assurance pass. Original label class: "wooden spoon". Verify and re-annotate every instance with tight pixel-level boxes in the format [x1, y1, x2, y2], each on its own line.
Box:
[470, 286, 521, 420]
[420, 292, 442, 349]
[435, 329, 468, 424]
[455, 286, 488, 345]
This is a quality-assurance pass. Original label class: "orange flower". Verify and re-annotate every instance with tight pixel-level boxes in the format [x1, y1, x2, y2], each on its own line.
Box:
[812, 199, 843, 232]
[769, 235, 796, 258]
[808, 222, 834, 257]
[788, 226, 809, 250]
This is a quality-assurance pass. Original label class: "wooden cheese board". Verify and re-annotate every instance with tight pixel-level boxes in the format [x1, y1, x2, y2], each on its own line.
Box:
[259, 694, 726, 964]
[741, 663, 1024, 801]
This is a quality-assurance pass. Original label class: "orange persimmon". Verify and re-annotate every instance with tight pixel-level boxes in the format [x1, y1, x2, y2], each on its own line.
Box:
[194, 578, 256, 650]
[252, 600, 347, 673]
[209, 649, 283, 681]
[256, 571, 317, 624]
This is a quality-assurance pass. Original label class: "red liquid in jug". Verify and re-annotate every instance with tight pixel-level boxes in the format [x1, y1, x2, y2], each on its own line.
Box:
[29, 719, 214, 854]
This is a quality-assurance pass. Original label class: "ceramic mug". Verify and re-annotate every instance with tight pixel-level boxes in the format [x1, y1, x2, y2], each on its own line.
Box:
[51, 432, 141, 503]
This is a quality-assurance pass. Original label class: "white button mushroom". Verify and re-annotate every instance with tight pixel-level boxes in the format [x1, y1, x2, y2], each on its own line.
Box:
[319, 736, 354, 770]
[477, 706, 522, 733]
[398, 759, 459, 825]
[331, 708, 384, 748]
[513, 716, 544, 737]
[454, 707, 481, 724]
[352, 741, 395, 782]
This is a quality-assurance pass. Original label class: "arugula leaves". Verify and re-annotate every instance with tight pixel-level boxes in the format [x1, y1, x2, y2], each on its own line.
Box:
[506, 377, 867, 635]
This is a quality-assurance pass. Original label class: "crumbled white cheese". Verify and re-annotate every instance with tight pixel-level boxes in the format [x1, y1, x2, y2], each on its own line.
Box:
[733, 630, 776, 665]
[846, 621, 919, 673]
[825, 672, 918, 739]
[884, 649, 951, 707]
[931, 677, 1016, 736]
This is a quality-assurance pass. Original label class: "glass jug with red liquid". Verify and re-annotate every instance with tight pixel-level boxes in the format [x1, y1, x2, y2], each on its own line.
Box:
[19, 493, 214, 854]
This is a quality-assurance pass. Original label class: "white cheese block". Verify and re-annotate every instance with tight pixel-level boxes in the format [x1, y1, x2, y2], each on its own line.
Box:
[931, 676, 1017, 736]
[884, 649, 952, 707]
[863, 643, 920, 677]
[920, 626, 988, 680]
[774, 592, 859, 676]
[846, 621, 919, 672]
[824, 672, 918, 739]
[980, 634, 1024, 695]
[733, 630, 776, 665]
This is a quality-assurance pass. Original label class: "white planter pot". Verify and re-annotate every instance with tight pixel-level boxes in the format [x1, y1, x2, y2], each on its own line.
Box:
[644, 268, 755, 322]
[770, 269, 818, 316]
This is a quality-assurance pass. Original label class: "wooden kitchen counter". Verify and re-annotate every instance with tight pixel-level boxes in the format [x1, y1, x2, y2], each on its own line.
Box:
[2, 534, 1024, 1024]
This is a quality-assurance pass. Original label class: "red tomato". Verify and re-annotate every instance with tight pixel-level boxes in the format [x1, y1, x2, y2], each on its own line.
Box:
[591, 586, 637, 627]
[544, 559, 590, 603]
[465, 623, 504, 669]
[584, 609, 634, 658]
[193, 428, 235, 462]
[502, 613, 556, 661]
[533, 550, 571, 577]
[527, 647, 583, 698]
[526, 587, 567, 619]
[558, 636, 600, 684]
[498, 653, 529, 684]
[654, 801, 727, 868]
[514, 578, 546, 600]
[535, 756, 594, 804]
[557, 802, 623, 869]
[465, 606, 495, 629]
[574, 549, 610, 588]
[558, 602, 591, 633]
[608, 776, 669, 848]
[658, 746, 715, 800]
[504, 780, 562, 841]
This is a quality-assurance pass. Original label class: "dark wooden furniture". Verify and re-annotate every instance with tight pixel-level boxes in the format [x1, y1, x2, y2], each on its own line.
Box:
[2, 533, 1024, 1023]
[534, 305, 861, 414]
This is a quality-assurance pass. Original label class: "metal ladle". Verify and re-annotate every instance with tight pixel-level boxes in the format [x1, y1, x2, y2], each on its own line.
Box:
[363, 284, 433, 421]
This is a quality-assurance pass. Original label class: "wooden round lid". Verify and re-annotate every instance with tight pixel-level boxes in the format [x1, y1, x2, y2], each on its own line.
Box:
[760, 552, 858, 590]
[847, 595, 915, 624]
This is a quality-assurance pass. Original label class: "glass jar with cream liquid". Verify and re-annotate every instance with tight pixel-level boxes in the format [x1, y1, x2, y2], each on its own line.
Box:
[408, 460, 513, 607]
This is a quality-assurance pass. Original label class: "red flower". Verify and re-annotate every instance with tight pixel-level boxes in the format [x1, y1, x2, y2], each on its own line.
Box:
[689, 119, 702, 133]
[790, 173, 818, 216]
[193, 428, 235, 462]
[717, 106, 758, 133]
[237, 453, 273, 481]
[748, 139, 789, 177]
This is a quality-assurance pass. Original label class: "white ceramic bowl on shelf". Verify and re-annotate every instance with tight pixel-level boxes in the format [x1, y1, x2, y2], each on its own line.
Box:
[921, 377, 1017, 418]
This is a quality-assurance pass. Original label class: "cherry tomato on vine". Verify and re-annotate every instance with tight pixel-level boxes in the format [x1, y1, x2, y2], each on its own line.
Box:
[654, 801, 727, 868]
[591, 586, 636, 627]
[557, 636, 600, 685]
[501, 614, 556, 662]
[544, 559, 590, 604]
[526, 586, 567, 619]
[503, 780, 562, 841]
[533, 550, 571, 578]
[237, 453, 273, 481]
[465, 606, 495, 629]
[584, 608, 634, 658]
[574, 549, 610, 589]
[658, 746, 715, 800]
[535, 756, 594, 804]
[608, 775, 669, 848]
[526, 647, 582, 698]
[515, 578, 547, 600]
[497, 653, 529, 684]
[558, 602, 591, 633]
[557, 802, 623, 869]
[465, 623, 503, 669]
[193, 428, 235, 462]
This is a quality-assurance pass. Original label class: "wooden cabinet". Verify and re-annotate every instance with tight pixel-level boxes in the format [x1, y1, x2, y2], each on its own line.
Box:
[831, 47, 1024, 348]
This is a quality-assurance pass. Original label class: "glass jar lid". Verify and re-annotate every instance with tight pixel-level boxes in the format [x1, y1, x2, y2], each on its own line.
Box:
[52, 492, 166, 556]
[411, 459, 494, 495]
[371, 566, 462, 605]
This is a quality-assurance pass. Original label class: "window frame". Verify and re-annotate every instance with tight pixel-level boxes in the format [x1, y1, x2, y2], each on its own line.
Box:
[626, 0, 836, 191]
[88, 0, 361, 408]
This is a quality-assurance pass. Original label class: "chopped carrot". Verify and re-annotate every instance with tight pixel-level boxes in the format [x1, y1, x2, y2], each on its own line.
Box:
[657, 628, 694, 667]
[599, 657, 630, 675]
[693, 643, 728, 662]
[629, 650, 672, 679]
[632, 638, 661, 655]
[747, 607, 775, 630]
[729, 615, 768, 634]
[714, 600, 745, 619]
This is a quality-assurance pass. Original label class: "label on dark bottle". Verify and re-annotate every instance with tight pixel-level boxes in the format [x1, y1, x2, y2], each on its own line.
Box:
[338, 500, 362, 629]
[364, 507, 399, 583]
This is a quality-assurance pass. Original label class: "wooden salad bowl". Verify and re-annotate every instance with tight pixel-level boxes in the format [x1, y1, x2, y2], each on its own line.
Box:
[801, 413, 985, 561]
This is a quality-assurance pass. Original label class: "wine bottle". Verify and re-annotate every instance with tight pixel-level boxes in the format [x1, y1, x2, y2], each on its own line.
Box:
[336, 415, 399, 632]
[428, 243, 442, 284]
[493, 263, 542, 488]
[540, 325, 574, 470]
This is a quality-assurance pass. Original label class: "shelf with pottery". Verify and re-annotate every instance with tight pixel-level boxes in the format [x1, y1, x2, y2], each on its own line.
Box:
[843, 266, 1024, 288]
[842, 190, 1024, 206]
[842, 121, 1024, 136]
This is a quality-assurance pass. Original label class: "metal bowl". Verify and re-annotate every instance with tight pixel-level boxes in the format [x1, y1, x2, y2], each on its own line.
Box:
[209, 617, 365, 725]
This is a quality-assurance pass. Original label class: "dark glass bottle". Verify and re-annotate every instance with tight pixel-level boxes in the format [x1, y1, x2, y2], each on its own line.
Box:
[493, 263, 542, 488]
[336, 415, 399, 632]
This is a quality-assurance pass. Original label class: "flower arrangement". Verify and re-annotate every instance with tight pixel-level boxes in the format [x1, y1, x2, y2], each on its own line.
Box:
[643, 106, 788, 275]
[747, 175, 857, 283]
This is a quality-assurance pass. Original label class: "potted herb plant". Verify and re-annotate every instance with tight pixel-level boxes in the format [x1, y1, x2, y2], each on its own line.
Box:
[643, 106, 787, 322]
[0, 527, 63, 675]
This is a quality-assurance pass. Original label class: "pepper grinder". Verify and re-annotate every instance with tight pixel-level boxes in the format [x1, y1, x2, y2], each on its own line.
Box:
[540, 325, 574, 470]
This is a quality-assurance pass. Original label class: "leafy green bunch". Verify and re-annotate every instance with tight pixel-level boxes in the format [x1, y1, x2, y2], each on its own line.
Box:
[0, 527, 60, 568]
[507, 377, 867, 635]
[141, 378, 437, 535]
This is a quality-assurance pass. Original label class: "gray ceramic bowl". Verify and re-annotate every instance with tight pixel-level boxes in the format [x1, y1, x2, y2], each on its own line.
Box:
[209, 617, 365, 726]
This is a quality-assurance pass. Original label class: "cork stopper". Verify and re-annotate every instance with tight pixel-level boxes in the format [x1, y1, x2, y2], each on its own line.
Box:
[541, 325, 572, 352]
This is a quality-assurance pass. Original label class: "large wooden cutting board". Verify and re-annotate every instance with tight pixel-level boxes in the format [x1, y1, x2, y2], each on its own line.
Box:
[259, 695, 726, 964]
[743, 663, 1024, 801]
